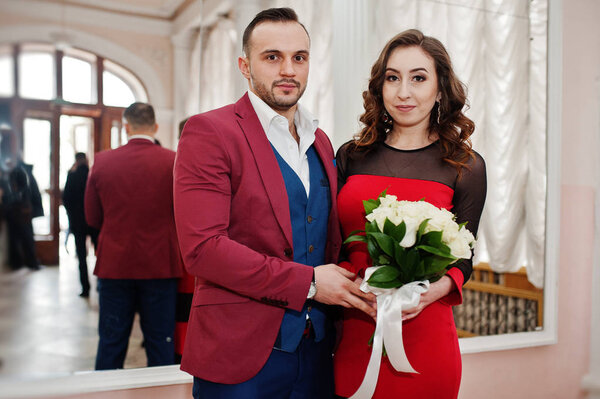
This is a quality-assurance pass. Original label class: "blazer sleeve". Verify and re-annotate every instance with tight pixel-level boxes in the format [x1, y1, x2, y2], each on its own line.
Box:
[84, 160, 103, 229]
[173, 115, 312, 312]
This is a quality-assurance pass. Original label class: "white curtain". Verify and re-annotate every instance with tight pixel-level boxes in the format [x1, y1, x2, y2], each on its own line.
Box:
[372, 0, 547, 287]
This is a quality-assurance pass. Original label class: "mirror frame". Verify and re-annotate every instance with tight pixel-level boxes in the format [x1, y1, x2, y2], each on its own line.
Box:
[0, 0, 562, 396]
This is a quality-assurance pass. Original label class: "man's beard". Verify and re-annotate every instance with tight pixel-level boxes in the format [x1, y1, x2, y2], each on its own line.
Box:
[250, 76, 306, 111]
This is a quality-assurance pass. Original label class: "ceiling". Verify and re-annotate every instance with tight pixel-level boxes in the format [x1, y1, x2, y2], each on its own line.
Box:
[52, 0, 194, 19]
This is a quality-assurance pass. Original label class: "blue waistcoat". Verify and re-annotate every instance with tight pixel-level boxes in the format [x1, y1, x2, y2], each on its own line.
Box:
[271, 145, 331, 352]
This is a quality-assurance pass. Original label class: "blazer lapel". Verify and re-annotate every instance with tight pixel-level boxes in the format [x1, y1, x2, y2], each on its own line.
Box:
[312, 131, 337, 199]
[234, 94, 293, 249]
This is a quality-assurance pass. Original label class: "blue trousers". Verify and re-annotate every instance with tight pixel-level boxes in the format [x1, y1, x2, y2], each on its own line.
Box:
[192, 331, 335, 399]
[95, 278, 177, 370]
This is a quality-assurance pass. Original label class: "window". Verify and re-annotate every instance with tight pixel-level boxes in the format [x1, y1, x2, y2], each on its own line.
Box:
[103, 60, 146, 107]
[18, 44, 55, 100]
[62, 48, 96, 104]
[0, 47, 14, 97]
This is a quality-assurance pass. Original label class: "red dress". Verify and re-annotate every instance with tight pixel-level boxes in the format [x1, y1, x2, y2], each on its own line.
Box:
[333, 141, 486, 399]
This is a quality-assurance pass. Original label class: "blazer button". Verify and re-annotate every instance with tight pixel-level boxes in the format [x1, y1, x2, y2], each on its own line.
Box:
[284, 248, 293, 257]
[307, 215, 313, 223]
[308, 245, 314, 253]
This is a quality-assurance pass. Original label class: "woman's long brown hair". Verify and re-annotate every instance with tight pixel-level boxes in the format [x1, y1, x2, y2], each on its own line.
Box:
[352, 29, 475, 175]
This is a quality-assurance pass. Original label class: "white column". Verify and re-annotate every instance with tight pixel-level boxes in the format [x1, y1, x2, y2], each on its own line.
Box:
[232, 0, 262, 98]
[171, 31, 195, 148]
[331, 0, 374, 149]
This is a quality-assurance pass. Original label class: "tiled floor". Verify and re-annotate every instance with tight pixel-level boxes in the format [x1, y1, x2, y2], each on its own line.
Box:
[0, 235, 146, 379]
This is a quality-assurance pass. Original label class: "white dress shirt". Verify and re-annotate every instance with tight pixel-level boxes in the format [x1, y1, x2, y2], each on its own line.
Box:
[247, 90, 319, 195]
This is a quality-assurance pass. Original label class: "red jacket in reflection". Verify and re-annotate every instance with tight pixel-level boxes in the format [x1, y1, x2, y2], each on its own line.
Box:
[85, 138, 183, 279]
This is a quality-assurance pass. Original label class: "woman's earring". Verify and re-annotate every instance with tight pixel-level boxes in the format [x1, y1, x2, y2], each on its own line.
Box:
[382, 110, 392, 133]
[436, 102, 441, 125]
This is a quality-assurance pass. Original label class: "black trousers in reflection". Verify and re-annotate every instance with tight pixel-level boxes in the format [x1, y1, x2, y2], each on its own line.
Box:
[73, 229, 98, 294]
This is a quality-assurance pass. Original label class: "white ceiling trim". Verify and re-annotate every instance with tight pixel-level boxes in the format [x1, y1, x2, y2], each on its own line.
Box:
[65, 0, 187, 19]
[3, 0, 172, 37]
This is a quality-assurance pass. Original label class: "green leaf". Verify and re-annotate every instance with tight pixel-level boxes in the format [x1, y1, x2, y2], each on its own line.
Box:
[458, 221, 468, 229]
[420, 230, 442, 247]
[389, 221, 406, 243]
[368, 232, 395, 257]
[415, 259, 425, 278]
[383, 218, 397, 235]
[368, 266, 400, 282]
[377, 255, 391, 265]
[416, 245, 457, 259]
[365, 220, 379, 233]
[378, 188, 389, 198]
[404, 249, 420, 282]
[367, 236, 379, 261]
[343, 234, 367, 245]
[367, 279, 402, 289]
[392, 244, 406, 281]
[346, 229, 364, 237]
[363, 199, 380, 215]
[416, 219, 430, 242]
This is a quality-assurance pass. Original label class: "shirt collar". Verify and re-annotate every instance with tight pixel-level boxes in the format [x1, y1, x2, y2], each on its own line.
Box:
[127, 134, 155, 143]
[247, 90, 319, 139]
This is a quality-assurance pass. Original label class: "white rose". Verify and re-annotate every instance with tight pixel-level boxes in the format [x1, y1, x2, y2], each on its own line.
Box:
[366, 206, 394, 231]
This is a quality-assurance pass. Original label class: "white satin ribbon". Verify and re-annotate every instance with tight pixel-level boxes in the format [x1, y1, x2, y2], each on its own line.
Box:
[349, 266, 430, 399]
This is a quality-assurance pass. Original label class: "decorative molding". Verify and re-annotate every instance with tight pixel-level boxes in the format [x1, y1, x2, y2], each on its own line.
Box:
[0, 24, 169, 109]
[2, 0, 172, 37]
[172, 0, 207, 36]
[0, 365, 191, 399]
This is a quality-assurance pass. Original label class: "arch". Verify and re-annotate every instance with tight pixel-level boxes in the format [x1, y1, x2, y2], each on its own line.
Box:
[0, 24, 168, 109]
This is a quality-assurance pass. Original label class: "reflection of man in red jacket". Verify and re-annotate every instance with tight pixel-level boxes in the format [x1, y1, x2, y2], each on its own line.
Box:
[174, 7, 375, 399]
[85, 102, 183, 370]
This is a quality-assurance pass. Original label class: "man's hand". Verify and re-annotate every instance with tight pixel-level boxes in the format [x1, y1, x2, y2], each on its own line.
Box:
[313, 264, 377, 319]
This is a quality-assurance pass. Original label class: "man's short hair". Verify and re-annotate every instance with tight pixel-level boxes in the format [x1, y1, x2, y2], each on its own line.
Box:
[123, 102, 155, 129]
[242, 7, 309, 56]
[75, 152, 87, 162]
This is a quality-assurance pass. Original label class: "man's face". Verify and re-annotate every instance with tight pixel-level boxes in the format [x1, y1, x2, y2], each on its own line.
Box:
[239, 21, 310, 112]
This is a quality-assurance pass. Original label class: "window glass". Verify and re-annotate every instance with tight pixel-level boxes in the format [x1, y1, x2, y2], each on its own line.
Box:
[19, 52, 55, 100]
[103, 70, 136, 107]
[23, 118, 52, 235]
[0, 53, 14, 97]
[103, 59, 147, 107]
[62, 56, 94, 104]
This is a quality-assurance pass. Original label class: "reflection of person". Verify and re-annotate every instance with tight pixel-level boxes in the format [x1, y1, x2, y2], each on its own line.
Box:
[174, 8, 375, 399]
[333, 30, 487, 398]
[5, 159, 41, 271]
[85, 102, 184, 370]
[62, 152, 98, 298]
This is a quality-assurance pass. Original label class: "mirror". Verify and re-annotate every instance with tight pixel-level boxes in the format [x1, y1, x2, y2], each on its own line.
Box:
[0, 0, 560, 396]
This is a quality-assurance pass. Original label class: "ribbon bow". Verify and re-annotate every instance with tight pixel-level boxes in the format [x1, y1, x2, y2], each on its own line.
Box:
[349, 266, 430, 399]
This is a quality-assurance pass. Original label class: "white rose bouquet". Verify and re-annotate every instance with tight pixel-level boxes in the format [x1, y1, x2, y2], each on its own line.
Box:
[344, 191, 475, 399]
[344, 191, 475, 289]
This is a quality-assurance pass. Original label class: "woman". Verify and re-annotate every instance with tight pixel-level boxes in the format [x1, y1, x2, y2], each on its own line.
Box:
[334, 29, 486, 398]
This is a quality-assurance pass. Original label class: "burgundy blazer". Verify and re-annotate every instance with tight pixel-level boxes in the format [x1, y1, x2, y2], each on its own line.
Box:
[85, 138, 183, 279]
[173, 94, 342, 383]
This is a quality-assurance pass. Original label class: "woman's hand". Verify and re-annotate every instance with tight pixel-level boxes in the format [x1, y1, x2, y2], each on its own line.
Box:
[401, 276, 455, 321]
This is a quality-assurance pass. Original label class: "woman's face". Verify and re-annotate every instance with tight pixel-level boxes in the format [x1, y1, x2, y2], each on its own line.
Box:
[382, 46, 440, 133]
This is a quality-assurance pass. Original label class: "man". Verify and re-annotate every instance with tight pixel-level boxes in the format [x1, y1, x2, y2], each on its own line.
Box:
[85, 102, 184, 370]
[174, 8, 376, 399]
[63, 152, 98, 298]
